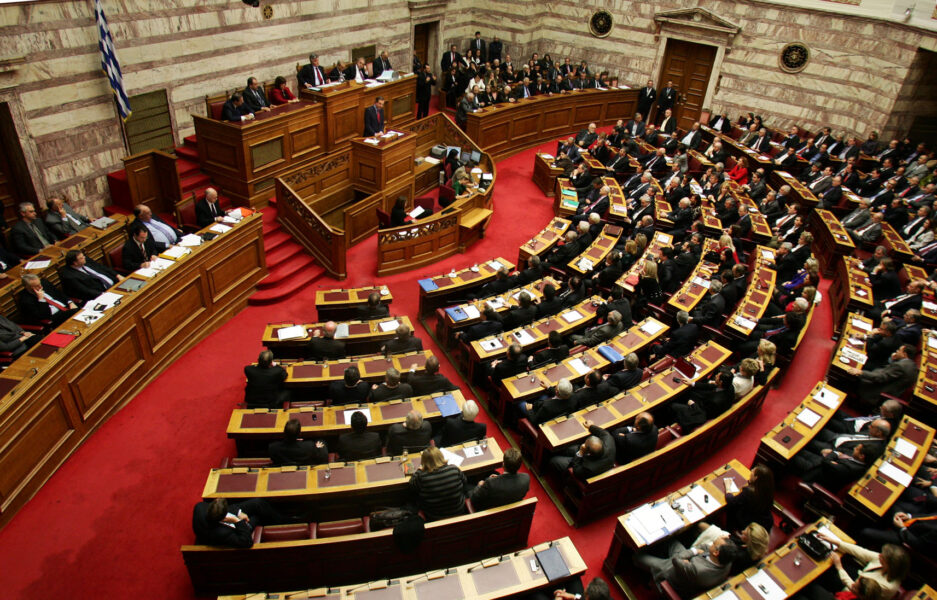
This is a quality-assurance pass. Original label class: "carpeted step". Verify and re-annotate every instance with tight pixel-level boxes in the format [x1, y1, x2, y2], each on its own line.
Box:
[175, 157, 200, 178]
[265, 241, 304, 265]
[180, 172, 211, 194]
[263, 229, 292, 254]
[262, 220, 281, 235]
[175, 145, 200, 162]
[184, 135, 198, 147]
[249, 260, 325, 305]
[256, 253, 317, 290]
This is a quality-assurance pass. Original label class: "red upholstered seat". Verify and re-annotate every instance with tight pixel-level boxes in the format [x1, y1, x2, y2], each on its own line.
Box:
[414, 196, 435, 214]
[219, 456, 273, 469]
[176, 199, 199, 233]
[259, 523, 315, 543]
[107, 244, 129, 275]
[438, 184, 456, 208]
[209, 101, 225, 120]
[654, 425, 681, 451]
[376, 208, 391, 228]
[317, 517, 368, 538]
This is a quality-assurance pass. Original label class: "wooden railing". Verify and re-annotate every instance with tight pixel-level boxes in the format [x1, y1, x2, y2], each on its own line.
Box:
[275, 177, 346, 279]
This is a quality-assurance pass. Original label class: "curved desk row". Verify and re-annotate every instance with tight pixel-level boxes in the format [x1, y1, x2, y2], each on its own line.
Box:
[0, 214, 266, 528]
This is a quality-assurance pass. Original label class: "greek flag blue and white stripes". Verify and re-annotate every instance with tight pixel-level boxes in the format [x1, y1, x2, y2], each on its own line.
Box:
[93, 0, 131, 121]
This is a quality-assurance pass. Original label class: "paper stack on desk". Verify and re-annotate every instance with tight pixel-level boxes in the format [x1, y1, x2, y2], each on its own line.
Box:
[276, 325, 307, 341]
[209, 223, 231, 234]
[92, 292, 123, 310]
[162, 246, 191, 260]
[379, 319, 400, 332]
[179, 234, 203, 247]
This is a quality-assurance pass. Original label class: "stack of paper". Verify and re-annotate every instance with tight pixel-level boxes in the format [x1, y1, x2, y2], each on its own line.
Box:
[672, 496, 704, 524]
[343, 407, 372, 424]
[569, 358, 590, 376]
[561, 310, 583, 323]
[489, 260, 504, 270]
[24, 259, 51, 270]
[379, 319, 400, 332]
[150, 257, 174, 271]
[440, 447, 465, 467]
[686, 485, 718, 515]
[179, 234, 203, 247]
[463, 305, 481, 319]
[73, 308, 104, 324]
[812, 386, 839, 409]
[162, 246, 191, 260]
[747, 570, 785, 600]
[333, 323, 350, 339]
[486, 297, 506, 310]
[276, 325, 307, 341]
[894, 438, 917, 460]
[850, 318, 871, 332]
[796, 408, 822, 427]
[878, 461, 912, 486]
[92, 292, 123, 310]
[463, 445, 483, 458]
[209, 223, 231, 234]
[640, 320, 665, 336]
[513, 330, 536, 345]
[577, 258, 594, 272]
[423, 156, 441, 165]
[734, 316, 757, 330]
[840, 346, 867, 365]
[480, 339, 503, 351]
[134, 267, 160, 278]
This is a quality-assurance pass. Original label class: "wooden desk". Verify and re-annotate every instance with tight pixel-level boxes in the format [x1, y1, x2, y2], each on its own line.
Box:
[227, 390, 465, 455]
[350, 132, 417, 197]
[532, 152, 565, 196]
[756, 382, 847, 465]
[204, 438, 500, 519]
[880, 222, 914, 263]
[770, 169, 818, 210]
[417, 257, 514, 316]
[725, 248, 777, 339]
[194, 102, 326, 208]
[847, 416, 935, 519]
[464, 88, 638, 160]
[536, 342, 730, 462]
[811, 208, 856, 276]
[828, 312, 873, 385]
[298, 76, 417, 151]
[617, 232, 673, 292]
[284, 350, 432, 389]
[692, 520, 852, 600]
[567, 225, 621, 275]
[602, 176, 629, 223]
[829, 257, 874, 335]
[904, 264, 937, 327]
[315, 285, 392, 321]
[435, 279, 549, 349]
[913, 331, 937, 414]
[667, 239, 720, 314]
[216, 535, 586, 600]
[554, 178, 579, 217]
[518, 218, 571, 267]
[262, 316, 413, 358]
[0, 213, 266, 528]
[699, 198, 724, 237]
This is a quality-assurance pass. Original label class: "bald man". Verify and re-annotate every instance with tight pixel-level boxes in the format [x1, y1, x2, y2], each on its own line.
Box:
[307, 321, 345, 360]
[195, 187, 224, 228]
[550, 420, 615, 479]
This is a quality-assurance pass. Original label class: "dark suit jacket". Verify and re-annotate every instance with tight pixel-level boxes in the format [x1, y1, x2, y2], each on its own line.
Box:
[269, 439, 328, 466]
[657, 87, 676, 110]
[372, 57, 392, 78]
[45, 206, 90, 239]
[243, 364, 288, 408]
[241, 86, 269, 112]
[298, 63, 328, 88]
[221, 98, 251, 122]
[469, 472, 530, 511]
[385, 422, 433, 455]
[436, 416, 487, 447]
[60, 260, 119, 302]
[17, 280, 71, 324]
[408, 372, 457, 396]
[660, 324, 700, 357]
[364, 105, 385, 136]
[191, 501, 254, 548]
[570, 425, 616, 479]
[691, 293, 727, 327]
[10, 219, 54, 256]
[337, 431, 382, 460]
[121, 235, 157, 272]
[614, 424, 658, 464]
[195, 198, 223, 228]
[370, 382, 413, 403]
[383, 336, 423, 354]
[307, 336, 345, 360]
[328, 380, 371, 405]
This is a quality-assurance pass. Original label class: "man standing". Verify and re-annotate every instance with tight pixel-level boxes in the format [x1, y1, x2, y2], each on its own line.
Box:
[415, 64, 436, 119]
[469, 31, 486, 62]
[242, 77, 271, 113]
[657, 80, 677, 117]
[298, 53, 328, 89]
[363, 96, 385, 136]
[488, 36, 503, 63]
[10, 202, 54, 256]
[637, 79, 657, 120]
[441, 44, 461, 72]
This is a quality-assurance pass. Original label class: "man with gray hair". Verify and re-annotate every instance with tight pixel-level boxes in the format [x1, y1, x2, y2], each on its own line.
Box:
[18, 272, 77, 326]
[308, 320, 345, 360]
[370, 367, 413, 402]
[385, 410, 432, 455]
[298, 53, 327, 88]
[436, 399, 487, 446]
[44, 196, 91, 239]
[10, 202, 54, 255]
[573, 185, 610, 222]
[382, 322, 423, 354]
[518, 378, 576, 425]
[572, 310, 624, 346]
[689, 280, 726, 327]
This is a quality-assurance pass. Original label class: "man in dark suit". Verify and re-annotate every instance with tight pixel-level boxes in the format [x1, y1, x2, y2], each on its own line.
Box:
[415, 64, 436, 119]
[337, 410, 382, 460]
[625, 113, 647, 139]
[817, 176, 843, 210]
[192, 497, 287, 548]
[44, 197, 90, 240]
[469, 31, 486, 62]
[799, 441, 882, 490]
[298, 53, 328, 88]
[550, 421, 616, 480]
[242, 77, 271, 113]
[679, 122, 703, 150]
[689, 281, 727, 327]
[708, 111, 732, 134]
[10, 202, 54, 256]
[18, 273, 78, 327]
[385, 410, 433, 455]
[363, 96, 385, 136]
[60, 250, 121, 303]
[134, 203, 181, 252]
[845, 344, 919, 408]
[382, 323, 423, 354]
[0, 314, 37, 358]
[221, 92, 253, 123]
[657, 80, 676, 114]
[488, 37, 503, 62]
[195, 187, 224, 228]
[408, 355, 457, 396]
[659, 109, 676, 135]
[634, 535, 738, 597]
[490, 343, 529, 381]
[469, 448, 529, 510]
[436, 400, 487, 446]
[243, 350, 289, 408]
[328, 366, 371, 405]
[636, 80, 657, 119]
[372, 51, 392, 78]
[612, 412, 658, 465]
[370, 367, 413, 402]
[440, 44, 462, 71]
[457, 308, 503, 342]
[355, 292, 390, 320]
[307, 321, 345, 360]
[121, 224, 158, 272]
[269, 418, 328, 466]
[501, 291, 538, 329]
[344, 57, 368, 82]
[650, 311, 699, 360]
[602, 352, 643, 395]
[456, 92, 476, 129]
[575, 123, 598, 148]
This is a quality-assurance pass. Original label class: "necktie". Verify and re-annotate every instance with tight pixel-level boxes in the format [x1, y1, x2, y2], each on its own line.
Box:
[314, 67, 322, 86]
[45, 293, 66, 311]
[83, 266, 113, 288]
[209, 202, 216, 217]
[31, 223, 50, 247]
[765, 326, 787, 338]
[902, 514, 937, 527]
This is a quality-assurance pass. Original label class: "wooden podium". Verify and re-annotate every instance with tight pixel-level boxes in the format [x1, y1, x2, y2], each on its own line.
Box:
[351, 132, 416, 196]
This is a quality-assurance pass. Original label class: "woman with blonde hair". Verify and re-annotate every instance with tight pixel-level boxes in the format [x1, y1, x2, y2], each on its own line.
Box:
[732, 357, 759, 398]
[634, 232, 648, 254]
[633, 259, 663, 315]
[753, 339, 776, 385]
[408, 447, 468, 521]
[692, 521, 769, 574]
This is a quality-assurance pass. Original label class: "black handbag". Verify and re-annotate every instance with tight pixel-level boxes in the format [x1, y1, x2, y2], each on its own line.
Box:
[797, 531, 831, 561]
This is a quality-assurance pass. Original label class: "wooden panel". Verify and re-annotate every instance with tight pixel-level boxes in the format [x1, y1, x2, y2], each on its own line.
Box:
[71, 330, 146, 421]
[142, 276, 206, 351]
[481, 122, 510, 147]
[573, 102, 604, 123]
[332, 106, 361, 145]
[385, 154, 413, 182]
[290, 124, 322, 158]
[206, 238, 265, 304]
[203, 142, 239, 172]
[513, 114, 541, 137]
[357, 162, 378, 186]
[344, 195, 380, 246]
[250, 137, 284, 171]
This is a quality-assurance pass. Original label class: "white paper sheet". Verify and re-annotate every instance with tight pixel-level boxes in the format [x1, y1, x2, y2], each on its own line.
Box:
[133, 267, 159, 278]
[761, 249, 774, 259]
[894, 437, 917, 460]
[923, 301, 937, 312]
[626, 504, 668, 545]
[928, 335, 937, 350]
[540, 153, 554, 159]
[692, 277, 711, 289]
[24, 259, 51, 270]
[686, 484, 718, 515]
[654, 503, 685, 532]
[179, 234, 202, 247]
[333, 323, 349, 339]
[464, 305, 481, 319]
[407, 206, 425, 219]
[561, 310, 583, 323]
[162, 246, 191, 259]
[463, 445, 483, 458]
[569, 358, 590, 376]
[711, 590, 739, 600]
[222, 216, 240, 224]
[840, 346, 867, 365]
[878, 461, 913, 487]
[812, 387, 839, 409]
[276, 325, 307, 341]
[850, 318, 872, 332]
[672, 496, 704, 524]
[796, 408, 822, 428]
[91, 292, 123, 310]
[480, 338, 503, 351]
[817, 525, 841, 549]
[486, 297, 506, 310]
[73, 308, 104, 323]
[734, 316, 757, 330]
[423, 156, 441, 165]
[513, 329, 536, 345]
[577, 258, 594, 272]
[640, 320, 665, 336]
[209, 223, 231, 234]
[723, 477, 740, 495]
[489, 260, 504, 271]
[379, 319, 400, 332]
[343, 407, 372, 424]
[440, 447, 465, 467]
[150, 257, 175, 271]
[747, 569, 786, 600]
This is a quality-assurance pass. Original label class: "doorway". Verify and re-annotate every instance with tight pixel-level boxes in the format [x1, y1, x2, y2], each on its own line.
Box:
[658, 39, 717, 131]
[0, 103, 36, 226]
[413, 21, 438, 73]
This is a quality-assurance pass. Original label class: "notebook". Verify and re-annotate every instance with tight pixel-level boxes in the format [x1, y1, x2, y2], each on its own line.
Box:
[535, 545, 570, 582]
[117, 278, 147, 292]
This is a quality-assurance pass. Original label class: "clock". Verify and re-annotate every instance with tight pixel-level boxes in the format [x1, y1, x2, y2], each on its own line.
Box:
[263, 4, 273, 20]
[589, 10, 613, 38]
[779, 43, 810, 73]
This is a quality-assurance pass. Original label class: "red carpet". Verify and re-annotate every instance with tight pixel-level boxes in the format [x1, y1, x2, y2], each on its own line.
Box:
[0, 133, 835, 599]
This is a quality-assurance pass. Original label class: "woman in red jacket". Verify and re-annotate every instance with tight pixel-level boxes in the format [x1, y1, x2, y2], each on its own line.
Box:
[727, 156, 749, 186]
[270, 76, 298, 105]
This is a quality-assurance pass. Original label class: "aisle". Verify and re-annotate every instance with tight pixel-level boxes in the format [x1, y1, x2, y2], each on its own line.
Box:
[0, 137, 835, 599]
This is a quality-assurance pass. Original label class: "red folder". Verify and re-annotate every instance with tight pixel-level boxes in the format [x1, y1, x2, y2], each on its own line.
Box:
[42, 332, 77, 348]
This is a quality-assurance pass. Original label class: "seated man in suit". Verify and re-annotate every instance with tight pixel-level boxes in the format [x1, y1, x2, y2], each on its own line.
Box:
[133, 204, 181, 252]
[243, 350, 289, 409]
[612, 412, 658, 465]
[370, 367, 413, 402]
[382, 323, 423, 355]
[191, 497, 287, 548]
[372, 50, 392, 78]
[344, 57, 369, 82]
[408, 355, 457, 396]
[60, 250, 122, 304]
[648, 311, 700, 361]
[363, 96, 385, 136]
[385, 410, 433, 455]
[18, 273, 78, 327]
[571, 310, 624, 347]
[0, 313, 38, 358]
[689, 280, 727, 327]
[44, 197, 90, 240]
[501, 291, 537, 330]
[575, 122, 598, 148]
[356, 291, 390, 320]
[195, 187, 224, 228]
[298, 53, 329, 89]
[10, 202, 55, 256]
[307, 320, 345, 360]
[844, 344, 918, 409]
[121, 223, 159, 272]
[269, 418, 328, 466]
[468, 448, 530, 511]
[550, 420, 616, 480]
[457, 307, 503, 343]
[798, 441, 883, 490]
[633, 533, 740, 597]
[221, 92, 253, 122]
[517, 378, 577, 425]
[602, 352, 643, 395]
[435, 399, 487, 446]
[242, 77, 271, 113]
[337, 410, 382, 460]
[328, 366, 371, 406]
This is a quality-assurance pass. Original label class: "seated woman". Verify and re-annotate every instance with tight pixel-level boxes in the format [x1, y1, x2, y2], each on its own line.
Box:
[727, 157, 750, 186]
[408, 446, 468, 521]
[632, 259, 664, 316]
[453, 173, 475, 198]
[389, 197, 407, 227]
[692, 521, 769, 576]
[775, 257, 821, 308]
[731, 357, 759, 398]
[270, 76, 298, 105]
[725, 463, 774, 533]
[805, 536, 910, 600]
[717, 233, 740, 270]
[749, 339, 776, 386]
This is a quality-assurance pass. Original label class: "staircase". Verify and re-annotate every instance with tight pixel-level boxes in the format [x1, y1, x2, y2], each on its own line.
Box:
[249, 200, 326, 305]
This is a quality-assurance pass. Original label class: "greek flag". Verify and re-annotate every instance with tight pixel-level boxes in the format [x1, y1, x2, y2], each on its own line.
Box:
[94, 0, 131, 120]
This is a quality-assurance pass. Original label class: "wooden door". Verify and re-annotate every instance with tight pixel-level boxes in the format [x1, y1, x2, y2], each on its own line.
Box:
[0, 103, 31, 227]
[414, 23, 430, 70]
[658, 39, 716, 131]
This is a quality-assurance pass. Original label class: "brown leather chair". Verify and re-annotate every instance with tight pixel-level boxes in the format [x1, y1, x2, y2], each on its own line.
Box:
[205, 92, 228, 120]
[316, 517, 370, 538]
[107, 244, 129, 275]
[654, 425, 681, 451]
[255, 523, 316, 543]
